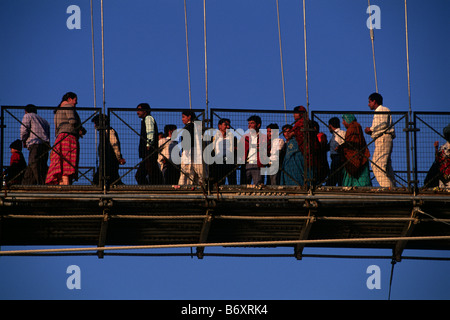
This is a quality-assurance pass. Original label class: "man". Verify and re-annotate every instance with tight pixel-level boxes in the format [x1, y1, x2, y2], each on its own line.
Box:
[20, 104, 50, 184]
[241, 115, 267, 185]
[326, 117, 345, 186]
[135, 103, 163, 185]
[178, 110, 203, 185]
[364, 92, 396, 188]
[211, 118, 237, 185]
[92, 114, 126, 186]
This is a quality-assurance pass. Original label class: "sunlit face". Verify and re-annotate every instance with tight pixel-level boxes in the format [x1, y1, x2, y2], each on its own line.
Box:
[68, 97, 77, 106]
[136, 107, 147, 119]
[266, 128, 272, 140]
[182, 114, 191, 125]
[283, 128, 292, 140]
[368, 99, 377, 110]
[248, 120, 260, 131]
[218, 121, 229, 134]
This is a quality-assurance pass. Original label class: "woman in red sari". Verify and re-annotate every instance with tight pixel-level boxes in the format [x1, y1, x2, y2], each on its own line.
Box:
[292, 106, 320, 185]
[339, 114, 371, 187]
[46, 92, 86, 185]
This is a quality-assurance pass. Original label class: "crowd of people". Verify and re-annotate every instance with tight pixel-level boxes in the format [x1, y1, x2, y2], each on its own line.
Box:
[2, 91, 450, 189]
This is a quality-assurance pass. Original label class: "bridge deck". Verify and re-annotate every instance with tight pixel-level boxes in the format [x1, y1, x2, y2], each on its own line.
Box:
[1, 185, 449, 260]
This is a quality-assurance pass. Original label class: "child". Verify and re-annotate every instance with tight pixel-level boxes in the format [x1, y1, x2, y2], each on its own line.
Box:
[3, 139, 27, 185]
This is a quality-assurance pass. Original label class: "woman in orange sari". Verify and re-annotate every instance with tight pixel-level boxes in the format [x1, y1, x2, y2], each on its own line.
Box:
[339, 114, 372, 187]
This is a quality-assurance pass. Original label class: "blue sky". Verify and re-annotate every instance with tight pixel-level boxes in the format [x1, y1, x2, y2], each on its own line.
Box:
[0, 0, 449, 300]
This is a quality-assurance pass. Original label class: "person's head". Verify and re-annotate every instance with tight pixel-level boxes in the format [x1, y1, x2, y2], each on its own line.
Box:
[91, 114, 109, 129]
[61, 92, 78, 107]
[158, 132, 164, 140]
[312, 121, 320, 133]
[164, 124, 177, 137]
[266, 123, 279, 140]
[443, 123, 450, 142]
[247, 115, 261, 131]
[136, 103, 151, 119]
[9, 139, 22, 153]
[368, 92, 383, 110]
[342, 114, 357, 129]
[282, 124, 293, 140]
[293, 105, 307, 121]
[328, 117, 340, 132]
[182, 110, 196, 125]
[25, 104, 38, 114]
[218, 118, 231, 134]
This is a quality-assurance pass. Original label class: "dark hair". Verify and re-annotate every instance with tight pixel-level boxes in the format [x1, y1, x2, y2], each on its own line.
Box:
[218, 118, 230, 126]
[164, 124, 177, 136]
[369, 92, 383, 105]
[137, 103, 151, 111]
[293, 105, 306, 113]
[9, 139, 22, 151]
[25, 104, 37, 114]
[312, 121, 320, 131]
[266, 123, 279, 130]
[247, 115, 261, 125]
[182, 109, 196, 120]
[92, 114, 109, 125]
[61, 92, 77, 103]
[329, 117, 340, 128]
[56, 92, 77, 112]
[282, 124, 293, 131]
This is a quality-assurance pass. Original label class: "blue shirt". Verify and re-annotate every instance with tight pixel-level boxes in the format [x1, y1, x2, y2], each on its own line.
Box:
[20, 112, 50, 148]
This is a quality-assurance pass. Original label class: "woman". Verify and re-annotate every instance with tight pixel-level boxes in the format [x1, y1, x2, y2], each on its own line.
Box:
[292, 106, 319, 185]
[434, 124, 450, 188]
[339, 114, 371, 187]
[280, 124, 304, 186]
[46, 92, 86, 185]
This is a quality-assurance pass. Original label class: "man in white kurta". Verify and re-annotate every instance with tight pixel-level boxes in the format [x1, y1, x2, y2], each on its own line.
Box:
[365, 93, 396, 188]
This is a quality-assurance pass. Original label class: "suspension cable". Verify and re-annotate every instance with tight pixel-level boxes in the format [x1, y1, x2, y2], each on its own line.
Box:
[101, 0, 106, 113]
[184, 0, 192, 110]
[302, 0, 310, 113]
[368, 0, 379, 93]
[404, 0, 412, 115]
[203, 0, 209, 120]
[1, 235, 450, 256]
[90, 0, 97, 108]
[90, 0, 99, 171]
[276, 0, 287, 124]
[388, 259, 396, 300]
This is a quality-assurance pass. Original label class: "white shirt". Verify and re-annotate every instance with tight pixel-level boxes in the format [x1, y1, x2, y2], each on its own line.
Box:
[329, 128, 345, 155]
[370, 105, 396, 139]
[269, 138, 285, 163]
[247, 132, 259, 164]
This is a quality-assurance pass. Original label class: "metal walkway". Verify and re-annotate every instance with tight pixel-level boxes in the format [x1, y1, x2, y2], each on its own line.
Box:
[1, 185, 449, 261]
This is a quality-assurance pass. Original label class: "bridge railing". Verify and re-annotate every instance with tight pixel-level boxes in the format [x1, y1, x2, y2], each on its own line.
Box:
[1, 105, 449, 193]
[413, 112, 450, 190]
[311, 110, 412, 190]
[1, 106, 101, 188]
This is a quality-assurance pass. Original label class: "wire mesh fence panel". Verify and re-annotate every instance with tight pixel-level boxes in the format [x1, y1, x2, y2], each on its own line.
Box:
[414, 112, 450, 189]
[210, 108, 301, 186]
[1, 106, 100, 187]
[3, 106, 448, 191]
[312, 111, 410, 189]
[107, 108, 204, 186]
